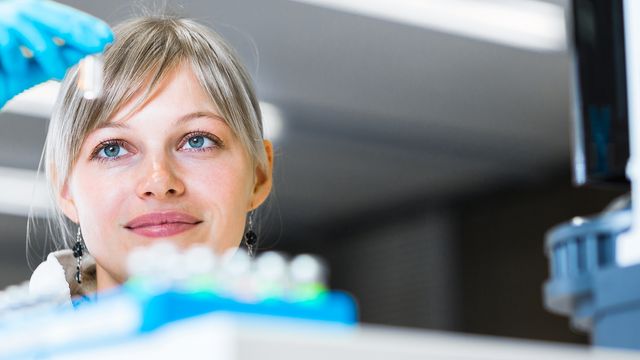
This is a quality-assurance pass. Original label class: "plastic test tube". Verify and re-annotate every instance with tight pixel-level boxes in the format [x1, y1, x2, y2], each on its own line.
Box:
[77, 55, 104, 100]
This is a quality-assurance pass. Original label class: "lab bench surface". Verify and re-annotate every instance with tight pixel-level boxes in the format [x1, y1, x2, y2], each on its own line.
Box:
[42, 314, 640, 360]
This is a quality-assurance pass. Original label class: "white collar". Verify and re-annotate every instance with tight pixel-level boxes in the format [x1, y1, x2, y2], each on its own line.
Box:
[29, 249, 97, 305]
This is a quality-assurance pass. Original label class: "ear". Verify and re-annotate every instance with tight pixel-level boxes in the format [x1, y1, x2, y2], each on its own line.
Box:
[249, 140, 274, 210]
[57, 180, 79, 224]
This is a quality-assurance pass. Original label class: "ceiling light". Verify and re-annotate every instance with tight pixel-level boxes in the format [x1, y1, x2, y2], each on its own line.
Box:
[260, 101, 284, 142]
[0, 166, 52, 217]
[289, 0, 567, 52]
[1, 80, 60, 118]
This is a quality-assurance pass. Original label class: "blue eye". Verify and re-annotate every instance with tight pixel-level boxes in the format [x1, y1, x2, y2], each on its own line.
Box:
[183, 134, 216, 150]
[189, 136, 205, 148]
[98, 143, 129, 159]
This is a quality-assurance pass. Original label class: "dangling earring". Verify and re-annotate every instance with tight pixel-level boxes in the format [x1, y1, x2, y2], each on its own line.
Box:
[244, 211, 258, 257]
[73, 226, 84, 284]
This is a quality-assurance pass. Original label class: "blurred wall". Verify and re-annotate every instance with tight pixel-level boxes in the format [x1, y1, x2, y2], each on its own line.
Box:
[456, 177, 625, 343]
[328, 210, 459, 330]
[278, 173, 626, 344]
[0, 215, 33, 287]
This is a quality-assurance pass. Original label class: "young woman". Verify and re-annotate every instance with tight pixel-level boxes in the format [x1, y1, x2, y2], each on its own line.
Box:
[2, 4, 274, 302]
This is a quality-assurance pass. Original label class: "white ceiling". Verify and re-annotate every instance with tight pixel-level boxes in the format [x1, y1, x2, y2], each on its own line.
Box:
[0, 0, 574, 239]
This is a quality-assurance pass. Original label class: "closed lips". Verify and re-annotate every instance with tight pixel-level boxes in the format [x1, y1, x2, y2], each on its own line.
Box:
[125, 212, 202, 229]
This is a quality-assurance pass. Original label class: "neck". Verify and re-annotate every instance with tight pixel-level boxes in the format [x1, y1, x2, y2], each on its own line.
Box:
[95, 263, 122, 293]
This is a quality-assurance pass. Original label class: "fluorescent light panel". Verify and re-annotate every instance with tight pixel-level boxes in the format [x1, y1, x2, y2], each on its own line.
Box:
[2, 80, 60, 118]
[0, 166, 52, 217]
[290, 0, 567, 52]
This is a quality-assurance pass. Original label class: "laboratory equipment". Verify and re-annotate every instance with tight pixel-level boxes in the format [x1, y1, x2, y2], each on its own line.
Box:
[570, 0, 629, 186]
[77, 55, 104, 100]
[1, 244, 637, 359]
[0, 244, 356, 359]
[543, 0, 640, 350]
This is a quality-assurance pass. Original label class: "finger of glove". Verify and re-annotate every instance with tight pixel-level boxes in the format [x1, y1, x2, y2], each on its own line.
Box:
[13, 18, 67, 80]
[4, 60, 48, 100]
[2, 46, 87, 104]
[22, 1, 113, 54]
[0, 71, 7, 109]
[0, 27, 28, 74]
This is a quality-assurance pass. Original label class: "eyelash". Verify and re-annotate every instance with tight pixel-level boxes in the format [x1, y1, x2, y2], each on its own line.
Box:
[89, 130, 224, 163]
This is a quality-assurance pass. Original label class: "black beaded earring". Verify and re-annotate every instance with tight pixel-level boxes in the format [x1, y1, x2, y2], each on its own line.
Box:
[73, 226, 84, 284]
[244, 211, 258, 257]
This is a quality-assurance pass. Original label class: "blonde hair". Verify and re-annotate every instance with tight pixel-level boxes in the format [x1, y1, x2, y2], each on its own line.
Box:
[30, 15, 267, 254]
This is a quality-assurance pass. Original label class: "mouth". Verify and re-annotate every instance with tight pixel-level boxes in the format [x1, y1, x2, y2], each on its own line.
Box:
[124, 211, 203, 238]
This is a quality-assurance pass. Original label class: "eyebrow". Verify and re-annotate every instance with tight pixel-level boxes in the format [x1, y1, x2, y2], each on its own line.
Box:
[94, 111, 226, 130]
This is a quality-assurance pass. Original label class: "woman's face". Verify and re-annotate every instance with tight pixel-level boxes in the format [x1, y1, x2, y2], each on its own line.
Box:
[58, 63, 273, 289]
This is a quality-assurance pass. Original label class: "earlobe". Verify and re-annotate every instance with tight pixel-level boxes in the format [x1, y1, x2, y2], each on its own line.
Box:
[57, 181, 79, 224]
[250, 140, 274, 210]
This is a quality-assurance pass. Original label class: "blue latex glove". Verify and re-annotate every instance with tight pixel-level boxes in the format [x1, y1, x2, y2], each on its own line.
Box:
[0, 0, 113, 108]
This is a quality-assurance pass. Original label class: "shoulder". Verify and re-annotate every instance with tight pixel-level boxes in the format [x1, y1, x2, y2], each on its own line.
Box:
[29, 249, 97, 303]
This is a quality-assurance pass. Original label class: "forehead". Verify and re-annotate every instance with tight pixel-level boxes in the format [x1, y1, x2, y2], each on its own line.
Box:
[101, 63, 222, 129]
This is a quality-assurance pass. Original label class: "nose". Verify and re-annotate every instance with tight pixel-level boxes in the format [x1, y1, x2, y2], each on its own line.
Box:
[136, 154, 185, 200]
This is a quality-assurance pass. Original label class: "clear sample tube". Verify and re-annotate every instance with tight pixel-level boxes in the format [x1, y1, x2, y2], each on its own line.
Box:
[77, 55, 104, 100]
[289, 254, 327, 300]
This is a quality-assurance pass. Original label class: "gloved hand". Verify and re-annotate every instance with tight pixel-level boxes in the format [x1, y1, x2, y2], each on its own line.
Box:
[0, 0, 113, 108]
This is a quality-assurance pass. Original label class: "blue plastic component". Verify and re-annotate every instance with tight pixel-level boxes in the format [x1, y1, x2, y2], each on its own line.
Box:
[591, 264, 640, 348]
[0, 282, 357, 359]
[82, 282, 358, 333]
[543, 208, 640, 349]
[135, 290, 357, 332]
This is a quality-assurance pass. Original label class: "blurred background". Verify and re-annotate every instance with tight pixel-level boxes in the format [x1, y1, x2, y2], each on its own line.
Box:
[0, 0, 627, 345]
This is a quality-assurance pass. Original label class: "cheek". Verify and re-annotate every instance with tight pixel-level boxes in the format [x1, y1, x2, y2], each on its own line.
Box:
[71, 167, 131, 252]
[185, 157, 254, 250]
